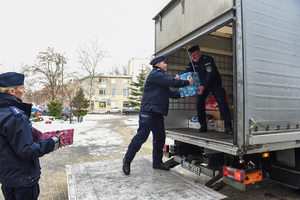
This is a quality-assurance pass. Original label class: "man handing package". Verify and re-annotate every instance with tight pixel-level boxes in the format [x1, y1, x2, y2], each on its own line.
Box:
[184, 45, 233, 135]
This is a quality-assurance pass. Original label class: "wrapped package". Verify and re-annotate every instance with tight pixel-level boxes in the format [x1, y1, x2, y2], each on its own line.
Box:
[178, 72, 201, 97]
[32, 121, 74, 146]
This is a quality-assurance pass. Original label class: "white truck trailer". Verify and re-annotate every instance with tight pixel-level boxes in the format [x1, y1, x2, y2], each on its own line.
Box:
[153, 0, 300, 191]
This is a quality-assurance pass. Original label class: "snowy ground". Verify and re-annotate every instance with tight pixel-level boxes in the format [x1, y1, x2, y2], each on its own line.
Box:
[42, 114, 174, 148]
[42, 114, 137, 147]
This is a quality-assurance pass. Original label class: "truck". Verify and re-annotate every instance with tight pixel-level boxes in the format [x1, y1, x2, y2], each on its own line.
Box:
[152, 0, 300, 191]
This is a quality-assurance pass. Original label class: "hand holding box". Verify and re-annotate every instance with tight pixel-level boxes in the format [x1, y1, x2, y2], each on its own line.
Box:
[178, 72, 201, 97]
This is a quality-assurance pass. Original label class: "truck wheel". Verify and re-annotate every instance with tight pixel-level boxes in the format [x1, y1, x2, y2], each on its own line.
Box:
[125, 111, 129, 114]
[211, 182, 224, 191]
[62, 115, 68, 121]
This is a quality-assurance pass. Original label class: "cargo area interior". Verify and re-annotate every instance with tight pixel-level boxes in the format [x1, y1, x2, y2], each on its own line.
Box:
[164, 22, 235, 145]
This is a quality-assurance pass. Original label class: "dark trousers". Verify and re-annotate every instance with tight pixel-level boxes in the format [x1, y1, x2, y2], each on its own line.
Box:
[1, 182, 40, 200]
[124, 111, 165, 165]
[197, 86, 232, 129]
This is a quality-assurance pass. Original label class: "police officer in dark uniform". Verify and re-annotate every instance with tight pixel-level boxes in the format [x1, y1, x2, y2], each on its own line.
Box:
[184, 45, 233, 135]
[122, 56, 194, 175]
[0, 72, 63, 200]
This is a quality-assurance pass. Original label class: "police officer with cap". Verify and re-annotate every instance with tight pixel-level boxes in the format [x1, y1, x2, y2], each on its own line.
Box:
[122, 56, 194, 175]
[184, 45, 233, 135]
[0, 72, 63, 200]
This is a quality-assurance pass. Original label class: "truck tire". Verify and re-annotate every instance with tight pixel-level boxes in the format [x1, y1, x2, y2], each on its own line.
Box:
[62, 115, 68, 121]
[210, 182, 224, 191]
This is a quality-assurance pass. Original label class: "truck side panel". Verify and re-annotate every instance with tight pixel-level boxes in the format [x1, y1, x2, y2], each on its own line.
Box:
[242, 0, 300, 145]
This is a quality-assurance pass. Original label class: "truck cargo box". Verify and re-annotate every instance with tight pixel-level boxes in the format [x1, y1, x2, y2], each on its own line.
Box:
[153, 0, 300, 156]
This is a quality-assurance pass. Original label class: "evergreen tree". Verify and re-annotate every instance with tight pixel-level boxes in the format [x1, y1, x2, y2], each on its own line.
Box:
[71, 87, 90, 121]
[128, 69, 148, 107]
[47, 100, 63, 118]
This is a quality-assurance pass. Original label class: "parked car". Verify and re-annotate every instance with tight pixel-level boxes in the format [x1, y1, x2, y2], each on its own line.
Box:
[105, 107, 122, 114]
[31, 107, 42, 116]
[122, 107, 140, 114]
[61, 107, 71, 120]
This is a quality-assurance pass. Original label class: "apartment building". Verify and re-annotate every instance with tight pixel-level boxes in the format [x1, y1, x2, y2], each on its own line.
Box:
[81, 75, 132, 112]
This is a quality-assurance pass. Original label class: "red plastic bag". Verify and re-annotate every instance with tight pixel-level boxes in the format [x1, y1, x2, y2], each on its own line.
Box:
[205, 94, 229, 111]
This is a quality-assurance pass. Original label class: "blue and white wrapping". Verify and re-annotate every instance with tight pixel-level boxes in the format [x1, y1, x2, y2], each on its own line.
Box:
[178, 72, 201, 97]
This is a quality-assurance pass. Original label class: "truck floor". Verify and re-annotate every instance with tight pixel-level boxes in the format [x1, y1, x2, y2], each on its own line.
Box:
[166, 128, 233, 144]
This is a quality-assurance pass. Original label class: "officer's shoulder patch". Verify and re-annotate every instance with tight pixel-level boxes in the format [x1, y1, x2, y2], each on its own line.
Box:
[9, 106, 22, 117]
[206, 66, 212, 73]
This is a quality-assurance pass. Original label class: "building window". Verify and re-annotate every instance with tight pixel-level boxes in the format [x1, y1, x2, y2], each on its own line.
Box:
[112, 89, 116, 97]
[99, 78, 106, 83]
[99, 101, 106, 108]
[99, 89, 105, 95]
[123, 89, 129, 97]
[123, 101, 129, 107]
[111, 79, 116, 84]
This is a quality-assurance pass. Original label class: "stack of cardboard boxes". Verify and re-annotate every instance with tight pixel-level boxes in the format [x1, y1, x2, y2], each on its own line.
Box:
[178, 73, 232, 132]
[205, 96, 232, 132]
[206, 110, 233, 132]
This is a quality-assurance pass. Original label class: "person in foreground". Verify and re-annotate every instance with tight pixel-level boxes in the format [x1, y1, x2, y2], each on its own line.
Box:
[122, 56, 194, 175]
[0, 72, 64, 200]
[184, 45, 233, 135]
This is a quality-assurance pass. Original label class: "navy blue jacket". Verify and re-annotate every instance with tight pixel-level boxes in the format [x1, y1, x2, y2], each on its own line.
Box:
[0, 93, 55, 187]
[140, 67, 189, 116]
[184, 55, 222, 90]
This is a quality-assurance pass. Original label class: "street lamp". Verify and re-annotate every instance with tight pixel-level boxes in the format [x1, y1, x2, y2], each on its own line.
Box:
[61, 53, 64, 105]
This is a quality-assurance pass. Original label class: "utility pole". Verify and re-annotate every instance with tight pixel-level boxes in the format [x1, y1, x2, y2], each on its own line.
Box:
[61, 54, 64, 105]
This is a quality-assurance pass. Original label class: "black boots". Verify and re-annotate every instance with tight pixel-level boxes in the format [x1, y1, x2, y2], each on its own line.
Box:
[198, 125, 207, 132]
[226, 127, 233, 135]
[153, 163, 170, 171]
[122, 158, 130, 175]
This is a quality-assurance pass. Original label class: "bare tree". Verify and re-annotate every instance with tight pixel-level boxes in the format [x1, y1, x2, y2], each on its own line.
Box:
[122, 65, 128, 75]
[77, 39, 108, 111]
[109, 65, 121, 75]
[22, 47, 67, 101]
[64, 79, 81, 123]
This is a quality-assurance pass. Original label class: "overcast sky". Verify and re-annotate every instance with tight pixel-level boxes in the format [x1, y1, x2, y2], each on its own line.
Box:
[0, 0, 170, 74]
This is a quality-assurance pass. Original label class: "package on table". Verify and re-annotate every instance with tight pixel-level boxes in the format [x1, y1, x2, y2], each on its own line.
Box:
[32, 121, 74, 146]
[178, 72, 201, 97]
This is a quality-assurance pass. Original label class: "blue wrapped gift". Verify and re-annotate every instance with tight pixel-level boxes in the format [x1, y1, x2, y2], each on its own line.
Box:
[178, 72, 201, 97]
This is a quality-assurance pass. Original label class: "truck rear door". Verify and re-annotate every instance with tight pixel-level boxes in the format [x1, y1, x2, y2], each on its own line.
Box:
[240, 0, 300, 151]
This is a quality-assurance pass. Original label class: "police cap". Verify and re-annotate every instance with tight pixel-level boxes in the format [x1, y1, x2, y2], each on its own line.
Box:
[188, 45, 200, 54]
[150, 56, 164, 66]
[0, 72, 25, 87]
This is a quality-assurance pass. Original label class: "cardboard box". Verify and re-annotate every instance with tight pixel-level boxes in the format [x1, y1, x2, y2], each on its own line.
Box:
[206, 110, 233, 120]
[207, 122, 215, 130]
[32, 121, 74, 146]
[178, 72, 201, 97]
[206, 110, 222, 120]
[215, 120, 225, 132]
